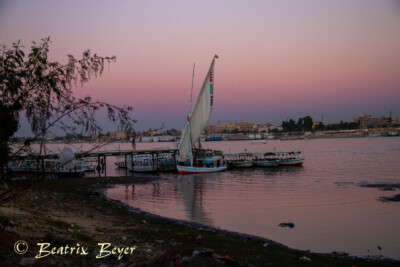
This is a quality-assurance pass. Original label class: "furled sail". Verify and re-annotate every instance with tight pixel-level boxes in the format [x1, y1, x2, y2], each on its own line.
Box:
[178, 56, 217, 162]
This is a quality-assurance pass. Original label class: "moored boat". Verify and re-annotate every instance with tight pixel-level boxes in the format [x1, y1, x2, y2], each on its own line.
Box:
[157, 153, 177, 172]
[176, 55, 227, 174]
[8, 158, 86, 177]
[128, 155, 157, 173]
[386, 132, 399, 137]
[177, 165, 226, 174]
[251, 140, 267, 144]
[253, 152, 280, 167]
[225, 153, 253, 168]
[115, 155, 130, 168]
[276, 151, 304, 166]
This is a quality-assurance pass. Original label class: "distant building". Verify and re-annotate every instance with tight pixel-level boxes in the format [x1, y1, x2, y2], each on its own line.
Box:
[238, 121, 254, 132]
[357, 114, 380, 129]
[92, 131, 130, 141]
[257, 124, 269, 133]
[206, 121, 281, 134]
[396, 116, 400, 124]
[109, 131, 129, 140]
[206, 122, 240, 133]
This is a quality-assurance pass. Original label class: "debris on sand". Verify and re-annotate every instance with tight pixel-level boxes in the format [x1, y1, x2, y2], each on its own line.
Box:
[359, 183, 400, 190]
[278, 222, 295, 228]
[378, 194, 400, 203]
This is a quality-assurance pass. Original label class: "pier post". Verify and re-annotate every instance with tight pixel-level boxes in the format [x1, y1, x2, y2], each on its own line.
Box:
[125, 154, 128, 177]
[131, 154, 134, 176]
[97, 155, 101, 177]
[152, 153, 155, 173]
[104, 156, 107, 177]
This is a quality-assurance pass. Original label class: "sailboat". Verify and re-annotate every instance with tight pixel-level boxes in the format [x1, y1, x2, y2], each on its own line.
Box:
[176, 55, 227, 174]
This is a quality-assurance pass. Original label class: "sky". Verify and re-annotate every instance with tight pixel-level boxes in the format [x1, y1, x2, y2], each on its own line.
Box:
[1, 0, 400, 136]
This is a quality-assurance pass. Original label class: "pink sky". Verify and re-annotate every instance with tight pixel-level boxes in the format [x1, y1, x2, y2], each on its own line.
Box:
[1, 0, 399, 134]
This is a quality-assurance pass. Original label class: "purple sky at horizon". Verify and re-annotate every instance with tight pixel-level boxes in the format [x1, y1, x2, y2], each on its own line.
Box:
[1, 0, 400, 136]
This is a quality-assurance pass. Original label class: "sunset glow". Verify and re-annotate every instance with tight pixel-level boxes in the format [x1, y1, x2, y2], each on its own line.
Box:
[1, 0, 399, 134]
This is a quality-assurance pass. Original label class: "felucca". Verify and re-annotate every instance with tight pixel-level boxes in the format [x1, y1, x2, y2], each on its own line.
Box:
[176, 55, 227, 174]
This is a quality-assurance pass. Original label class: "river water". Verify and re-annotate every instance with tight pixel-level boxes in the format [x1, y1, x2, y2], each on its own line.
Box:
[30, 137, 400, 259]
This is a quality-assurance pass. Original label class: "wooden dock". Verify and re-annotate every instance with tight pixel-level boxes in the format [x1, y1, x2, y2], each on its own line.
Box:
[9, 148, 179, 177]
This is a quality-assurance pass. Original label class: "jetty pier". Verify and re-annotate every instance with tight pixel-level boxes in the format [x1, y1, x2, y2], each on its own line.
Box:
[9, 148, 179, 177]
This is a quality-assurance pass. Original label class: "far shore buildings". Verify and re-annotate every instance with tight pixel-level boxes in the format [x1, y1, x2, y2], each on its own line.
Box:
[92, 131, 130, 141]
[205, 121, 282, 134]
[352, 113, 392, 129]
[88, 114, 398, 142]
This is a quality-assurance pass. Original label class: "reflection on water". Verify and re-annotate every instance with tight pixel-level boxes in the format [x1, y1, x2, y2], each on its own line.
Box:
[33, 137, 400, 259]
[109, 176, 214, 225]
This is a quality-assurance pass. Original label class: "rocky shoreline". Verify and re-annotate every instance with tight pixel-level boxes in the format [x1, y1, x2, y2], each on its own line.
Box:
[1, 176, 399, 266]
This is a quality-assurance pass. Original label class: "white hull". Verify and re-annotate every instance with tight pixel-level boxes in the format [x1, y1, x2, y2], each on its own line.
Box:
[232, 161, 253, 168]
[251, 140, 266, 144]
[254, 160, 280, 167]
[177, 165, 227, 174]
[279, 158, 304, 166]
[130, 166, 156, 173]
[115, 161, 128, 168]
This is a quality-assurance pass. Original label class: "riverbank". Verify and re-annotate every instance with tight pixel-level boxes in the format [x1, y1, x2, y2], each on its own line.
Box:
[0, 176, 398, 266]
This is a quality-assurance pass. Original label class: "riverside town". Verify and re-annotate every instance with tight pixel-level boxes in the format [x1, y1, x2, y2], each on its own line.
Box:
[15, 113, 399, 143]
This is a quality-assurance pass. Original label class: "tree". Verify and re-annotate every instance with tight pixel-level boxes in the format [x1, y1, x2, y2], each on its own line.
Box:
[296, 118, 303, 132]
[281, 119, 296, 132]
[0, 104, 18, 170]
[1, 38, 136, 169]
[303, 116, 313, 131]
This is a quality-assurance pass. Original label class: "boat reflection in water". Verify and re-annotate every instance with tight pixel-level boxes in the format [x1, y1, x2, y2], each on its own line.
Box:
[111, 175, 213, 225]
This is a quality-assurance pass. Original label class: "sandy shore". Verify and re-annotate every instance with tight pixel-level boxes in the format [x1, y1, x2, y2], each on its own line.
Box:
[0, 176, 398, 266]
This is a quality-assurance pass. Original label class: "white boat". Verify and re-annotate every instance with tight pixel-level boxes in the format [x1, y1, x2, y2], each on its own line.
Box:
[251, 140, 266, 144]
[157, 153, 177, 172]
[177, 165, 226, 174]
[276, 151, 304, 166]
[115, 155, 130, 168]
[82, 158, 97, 172]
[386, 132, 398, 137]
[128, 155, 157, 173]
[116, 153, 176, 172]
[115, 161, 128, 168]
[254, 159, 279, 167]
[253, 153, 280, 167]
[225, 153, 253, 168]
[232, 161, 253, 168]
[8, 148, 86, 177]
[176, 55, 227, 174]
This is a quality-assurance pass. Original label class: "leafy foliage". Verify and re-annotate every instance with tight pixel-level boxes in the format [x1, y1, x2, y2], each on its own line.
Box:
[0, 37, 136, 158]
[282, 116, 313, 132]
[0, 104, 19, 167]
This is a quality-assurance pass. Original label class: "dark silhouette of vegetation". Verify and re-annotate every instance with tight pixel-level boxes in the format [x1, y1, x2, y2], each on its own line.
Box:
[0, 37, 136, 178]
[282, 116, 313, 132]
[282, 116, 360, 132]
[325, 121, 359, 131]
[0, 38, 139, 205]
[281, 119, 296, 132]
[313, 122, 325, 131]
[0, 104, 19, 171]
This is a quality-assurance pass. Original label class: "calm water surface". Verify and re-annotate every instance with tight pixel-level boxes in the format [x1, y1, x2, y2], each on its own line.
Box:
[30, 138, 400, 259]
